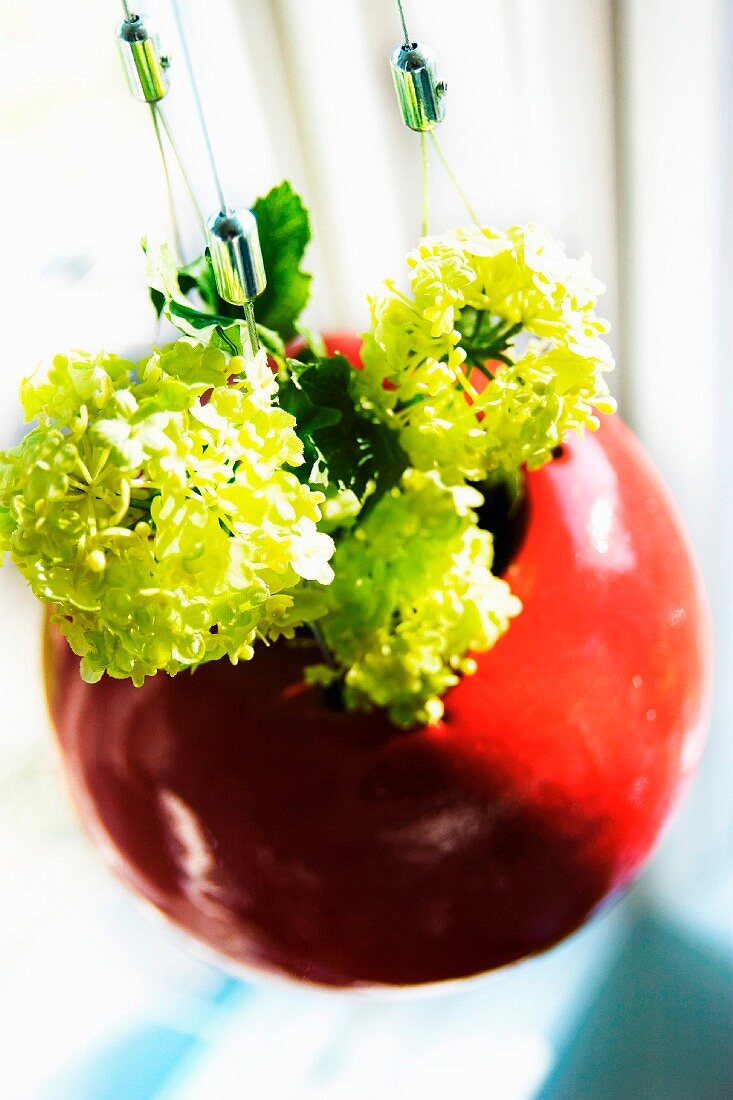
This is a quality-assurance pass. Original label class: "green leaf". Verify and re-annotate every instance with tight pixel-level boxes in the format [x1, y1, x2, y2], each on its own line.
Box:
[150, 286, 165, 319]
[209, 324, 243, 356]
[252, 181, 312, 341]
[176, 254, 220, 312]
[168, 299, 236, 331]
[279, 354, 408, 507]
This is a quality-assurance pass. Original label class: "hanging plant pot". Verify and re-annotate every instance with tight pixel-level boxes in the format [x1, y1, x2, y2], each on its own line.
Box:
[0, 0, 712, 1002]
[44, 337, 711, 989]
[2, 140, 711, 988]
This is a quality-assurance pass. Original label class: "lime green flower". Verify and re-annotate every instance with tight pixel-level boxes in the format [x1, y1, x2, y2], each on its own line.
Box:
[357, 223, 616, 486]
[306, 470, 521, 728]
[0, 341, 334, 685]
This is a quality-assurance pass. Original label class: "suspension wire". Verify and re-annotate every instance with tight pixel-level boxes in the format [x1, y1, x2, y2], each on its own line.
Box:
[390, 1, 482, 231]
[149, 103, 184, 259]
[117, 0, 259, 355]
[170, 0, 228, 213]
[429, 132, 481, 227]
[395, 0, 411, 47]
[244, 304, 258, 356]
[420, 131, 429, 237]
[156, 105, 207, 234]
[118, 2, 206, 248]
[169, 1, 260, 354]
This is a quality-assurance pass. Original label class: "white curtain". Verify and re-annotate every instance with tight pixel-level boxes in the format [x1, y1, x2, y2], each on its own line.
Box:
[166, 0, 621, 338]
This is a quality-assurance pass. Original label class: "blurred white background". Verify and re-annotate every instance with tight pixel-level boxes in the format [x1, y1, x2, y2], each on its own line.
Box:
[0, 1, 731, 1097]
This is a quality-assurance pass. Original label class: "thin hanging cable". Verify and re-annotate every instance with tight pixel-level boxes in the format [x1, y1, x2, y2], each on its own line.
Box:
[150, 104, 184, 259]
[171, 0, 260, 356]
[116, 1, 196, 236]
[170, 0, 227, 213]
[395, 0, 411, 46]
[116, 0, 259, 355]
[420, 132, 429, 237]
[429, 132, 481, 226]
[244, 304, 258, 357]
[389, 4, 480, 231]
[156, 106, 207, 234]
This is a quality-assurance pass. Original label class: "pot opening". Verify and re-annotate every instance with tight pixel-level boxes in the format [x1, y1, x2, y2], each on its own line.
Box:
[473, 472, 531, 576]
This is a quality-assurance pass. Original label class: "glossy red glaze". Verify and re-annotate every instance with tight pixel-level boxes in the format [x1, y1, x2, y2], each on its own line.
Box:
[286, 331, 363, 365]
[44, 335, 711, 989]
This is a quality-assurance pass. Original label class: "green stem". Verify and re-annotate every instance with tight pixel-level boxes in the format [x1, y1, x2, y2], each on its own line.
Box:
[310, 621, 335, 667]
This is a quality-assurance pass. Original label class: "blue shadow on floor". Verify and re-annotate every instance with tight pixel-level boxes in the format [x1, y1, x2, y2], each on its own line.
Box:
[539, 912, 733, 1100]
[44, 978, 247, 1100]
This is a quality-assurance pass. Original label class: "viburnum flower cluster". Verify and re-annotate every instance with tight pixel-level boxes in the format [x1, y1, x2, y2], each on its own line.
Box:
[0, 183, 616, 727]
[306, 470, 520, 727]
[357, 223, 616, 489]
[0, 340, 333, 686]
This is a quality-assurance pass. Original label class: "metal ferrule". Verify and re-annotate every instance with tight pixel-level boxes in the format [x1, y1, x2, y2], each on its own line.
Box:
[390, 42, 447, 132]
[116, 13, 169, 103]
[206, 208, 266, 306]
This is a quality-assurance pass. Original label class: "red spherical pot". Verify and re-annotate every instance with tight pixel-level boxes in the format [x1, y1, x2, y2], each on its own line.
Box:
[44, 336, 711, 990]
